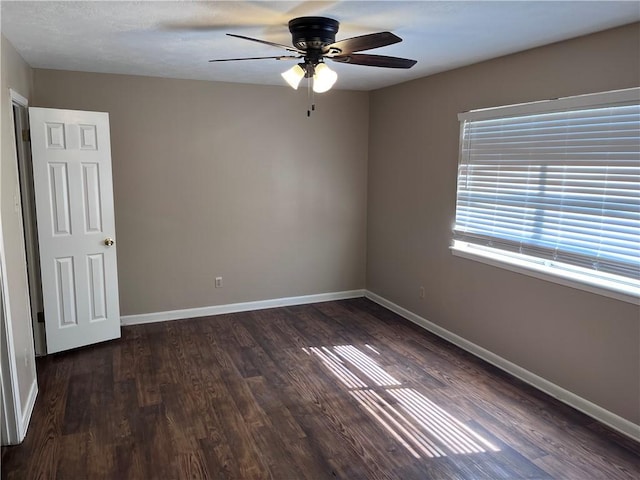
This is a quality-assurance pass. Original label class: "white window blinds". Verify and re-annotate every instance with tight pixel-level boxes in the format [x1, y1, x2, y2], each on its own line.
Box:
[454, 88, 640, 283]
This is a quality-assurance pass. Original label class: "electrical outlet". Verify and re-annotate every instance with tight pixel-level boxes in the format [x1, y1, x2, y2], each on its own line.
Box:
[419, 286, 425, 299]
[215, 276, 223, 288]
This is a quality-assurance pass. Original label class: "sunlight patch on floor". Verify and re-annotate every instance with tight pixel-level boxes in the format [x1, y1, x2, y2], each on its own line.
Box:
[304, 344, 501, 459]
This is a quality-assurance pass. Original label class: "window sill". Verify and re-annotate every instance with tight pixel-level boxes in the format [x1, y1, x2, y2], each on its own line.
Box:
[451, 242, 640, 306]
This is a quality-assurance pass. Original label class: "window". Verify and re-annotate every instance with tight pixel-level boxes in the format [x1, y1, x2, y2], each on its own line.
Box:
[452, 88, 639, 303]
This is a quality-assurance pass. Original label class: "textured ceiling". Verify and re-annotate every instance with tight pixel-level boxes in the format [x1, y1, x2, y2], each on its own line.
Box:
[1, 1, 638, 91]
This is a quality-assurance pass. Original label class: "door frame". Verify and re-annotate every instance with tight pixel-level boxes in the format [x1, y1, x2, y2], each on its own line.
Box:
[1, 218, 22, 444]
[11, 91, 46, 356]
[0, 88, 34, 445]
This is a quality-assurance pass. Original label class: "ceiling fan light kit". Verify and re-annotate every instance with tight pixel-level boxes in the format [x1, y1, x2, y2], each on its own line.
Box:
[280, 61, 337, 93]
[312, 63, 338, 93]
[281, 64, 306, 89]
[210, 16, 416, 113]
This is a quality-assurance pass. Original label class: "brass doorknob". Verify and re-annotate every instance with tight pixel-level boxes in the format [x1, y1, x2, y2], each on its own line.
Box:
[104, 238, 114, 247]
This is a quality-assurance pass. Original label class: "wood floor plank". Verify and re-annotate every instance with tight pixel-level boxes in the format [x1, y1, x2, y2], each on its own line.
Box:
[245, 375, 333, 479]
[55, 432, 88, 479]
[176, 451, 211, 480]
[114, 443, 146, 479]
[2, 299, 638, 479]
[61, 373, 93, 435]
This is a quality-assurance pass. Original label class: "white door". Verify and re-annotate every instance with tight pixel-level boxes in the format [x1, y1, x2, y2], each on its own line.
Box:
[29, 107, 120, 353]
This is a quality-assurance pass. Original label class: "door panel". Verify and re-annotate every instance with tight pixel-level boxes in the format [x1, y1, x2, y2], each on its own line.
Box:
[55, 257, 77, 326]
[29, 107, 120, 353]
[87, 253, 107, 321]
[82, 164, 103, 233]
[48, 163, 72, 235]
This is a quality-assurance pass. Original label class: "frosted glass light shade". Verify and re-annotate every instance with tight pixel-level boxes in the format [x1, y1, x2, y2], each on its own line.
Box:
[313, 63, 338, 93]
[281, 64, 305, 89]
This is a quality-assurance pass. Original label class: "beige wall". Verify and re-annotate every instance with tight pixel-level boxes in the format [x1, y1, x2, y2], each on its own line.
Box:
[33, 71, 369, 316]
[367, 23, 640, 424]
[1, 35, 37, 420]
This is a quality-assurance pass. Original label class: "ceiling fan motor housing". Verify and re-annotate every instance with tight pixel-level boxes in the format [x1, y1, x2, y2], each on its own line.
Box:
[288, 17, 340, 53]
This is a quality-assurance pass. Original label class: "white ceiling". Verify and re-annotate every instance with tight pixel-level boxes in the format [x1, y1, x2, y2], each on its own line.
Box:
[1, 1, 638, 91]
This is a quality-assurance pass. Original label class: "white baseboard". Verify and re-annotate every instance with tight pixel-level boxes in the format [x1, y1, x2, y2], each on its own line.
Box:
[121, 289, 366, 326]
[364, 290, 640, 443]
[19, 378, 37, 442]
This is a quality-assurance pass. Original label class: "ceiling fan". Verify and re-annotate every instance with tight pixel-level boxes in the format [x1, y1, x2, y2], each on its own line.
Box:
[209, 16, 417, 94]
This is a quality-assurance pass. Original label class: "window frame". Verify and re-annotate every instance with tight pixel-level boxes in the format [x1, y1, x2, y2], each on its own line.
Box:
[451, 87, 640, 306]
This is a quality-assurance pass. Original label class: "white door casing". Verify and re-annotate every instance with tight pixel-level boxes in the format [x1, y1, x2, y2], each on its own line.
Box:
[13, 99, 46, 356]
[29, 107, 120, 353]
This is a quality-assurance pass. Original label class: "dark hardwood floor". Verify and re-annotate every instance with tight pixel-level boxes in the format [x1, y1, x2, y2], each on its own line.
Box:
[2, 298, 639, 479]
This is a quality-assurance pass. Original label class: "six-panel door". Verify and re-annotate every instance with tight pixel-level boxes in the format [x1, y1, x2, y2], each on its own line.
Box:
[29, 107, 120, 353]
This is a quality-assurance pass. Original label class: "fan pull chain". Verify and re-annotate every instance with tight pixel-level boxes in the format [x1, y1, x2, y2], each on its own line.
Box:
[307, 76, 312, 117]
[306, 75, 317, 117]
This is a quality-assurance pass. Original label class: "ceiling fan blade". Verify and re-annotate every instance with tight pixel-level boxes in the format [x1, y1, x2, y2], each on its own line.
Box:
[326, 32, 402, 55]
[331, 53, 417, 69]
[226, 33, 302, 54]
[209, 55, 300, 63]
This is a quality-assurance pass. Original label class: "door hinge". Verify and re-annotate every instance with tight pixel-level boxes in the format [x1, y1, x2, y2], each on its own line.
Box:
[37, 311, 45, 323]
[22, 129, 31, 142]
